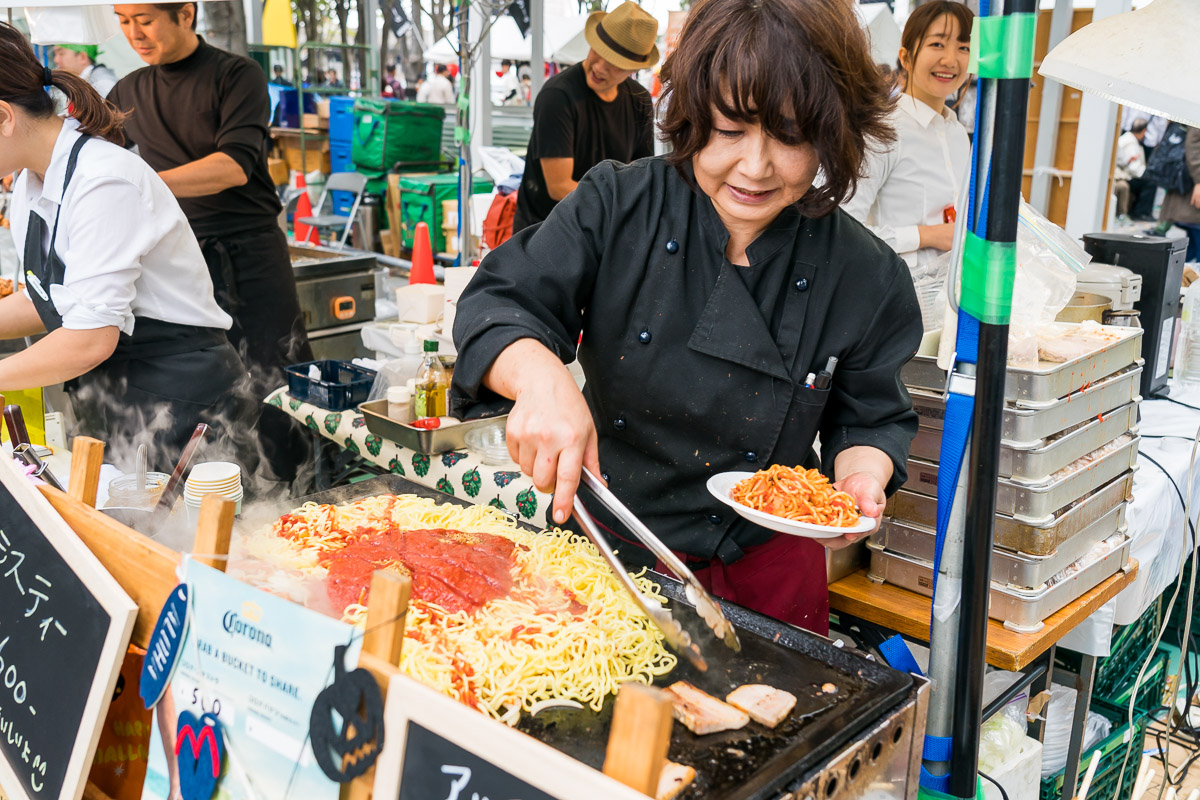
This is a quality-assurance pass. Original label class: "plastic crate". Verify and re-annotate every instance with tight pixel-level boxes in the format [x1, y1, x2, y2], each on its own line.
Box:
[285, 360, 376, 411]
[328, 96, 356, 144]
[1057, 596, 1163, 700]
[1040, 651, 1169, 800]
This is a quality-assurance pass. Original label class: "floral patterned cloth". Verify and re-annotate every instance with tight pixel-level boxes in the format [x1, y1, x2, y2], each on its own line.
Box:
[266, 387, 554, 526]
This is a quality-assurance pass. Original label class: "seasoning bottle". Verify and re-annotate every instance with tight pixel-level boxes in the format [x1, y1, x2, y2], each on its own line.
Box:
[413, 339, 449, 419]
[387, 385, 412, 422]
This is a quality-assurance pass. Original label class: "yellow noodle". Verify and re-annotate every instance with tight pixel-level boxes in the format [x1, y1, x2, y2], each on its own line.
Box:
[242, 495, 677, 721]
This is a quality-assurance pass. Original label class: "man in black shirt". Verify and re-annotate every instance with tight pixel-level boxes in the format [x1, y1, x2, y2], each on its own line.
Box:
[513, 0, 658, 232]
[110, 2, 313, 485]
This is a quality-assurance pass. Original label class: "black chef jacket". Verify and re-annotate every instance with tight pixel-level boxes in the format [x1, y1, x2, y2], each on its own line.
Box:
[452, 157, 922, 564]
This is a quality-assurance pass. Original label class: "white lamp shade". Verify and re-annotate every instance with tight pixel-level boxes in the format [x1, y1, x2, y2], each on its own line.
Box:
[1039, 0, 1200, 128]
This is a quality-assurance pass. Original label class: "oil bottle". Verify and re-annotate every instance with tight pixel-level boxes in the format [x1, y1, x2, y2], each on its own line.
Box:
[413, 339, 449, 419]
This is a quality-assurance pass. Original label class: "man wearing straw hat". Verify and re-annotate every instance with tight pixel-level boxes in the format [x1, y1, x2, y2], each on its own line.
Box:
[53, 44, 118, 97]
[513, 0, 659, 232]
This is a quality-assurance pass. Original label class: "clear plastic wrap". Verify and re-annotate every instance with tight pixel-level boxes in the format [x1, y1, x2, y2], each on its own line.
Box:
[1008, 200, 1092, 367]
[1039, 684, 1112, 778]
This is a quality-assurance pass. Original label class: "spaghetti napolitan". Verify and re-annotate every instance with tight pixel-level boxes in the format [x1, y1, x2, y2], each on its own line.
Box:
[234, 494, 677, 721]
[730, 466, 861, 527]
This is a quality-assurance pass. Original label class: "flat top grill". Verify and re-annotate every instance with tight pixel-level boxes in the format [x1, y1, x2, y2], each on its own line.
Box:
[291, 475, 912, 799]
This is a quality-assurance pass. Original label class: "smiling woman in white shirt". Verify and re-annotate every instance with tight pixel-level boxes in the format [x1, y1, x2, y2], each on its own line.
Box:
[0, 23, 245, 471]
[842, 1, 973, 280]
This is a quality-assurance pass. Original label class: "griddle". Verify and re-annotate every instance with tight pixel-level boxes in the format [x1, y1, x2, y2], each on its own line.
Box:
[294, 475, 912, 799]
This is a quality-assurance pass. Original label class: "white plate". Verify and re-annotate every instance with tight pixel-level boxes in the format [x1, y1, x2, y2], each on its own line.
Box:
[705, 471, 876, 539]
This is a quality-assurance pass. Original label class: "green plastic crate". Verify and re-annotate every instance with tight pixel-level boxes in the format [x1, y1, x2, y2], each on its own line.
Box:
[398, 172, 493, 253]
[351, 99, 445, 172]
[1056, 596, 1164, 700]
[1040, 650, 1168, 800]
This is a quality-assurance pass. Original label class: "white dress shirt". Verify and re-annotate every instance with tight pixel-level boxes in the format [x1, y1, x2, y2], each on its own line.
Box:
[11, 119, 232, 336]
[81, 63, 118, 98]
[1115, 131, 1146, 180]
[842, 93, 970, 276]
[419, 73, 456, 104]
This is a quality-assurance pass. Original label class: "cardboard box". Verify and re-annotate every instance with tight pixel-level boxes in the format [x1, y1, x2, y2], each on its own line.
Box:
[386, 174, 405, 258]
[317, 99, 331, 120]
[267, 156, 289, 186]
[301, 112, 327, 131]
[280, 135, 331, 173]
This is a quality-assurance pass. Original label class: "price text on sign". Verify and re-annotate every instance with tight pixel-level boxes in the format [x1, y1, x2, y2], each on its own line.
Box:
[0, 479, 109, 799]
[398, 721, 558, 800]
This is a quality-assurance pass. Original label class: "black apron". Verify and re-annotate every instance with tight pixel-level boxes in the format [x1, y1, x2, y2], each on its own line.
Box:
[23, 135, 247, 473]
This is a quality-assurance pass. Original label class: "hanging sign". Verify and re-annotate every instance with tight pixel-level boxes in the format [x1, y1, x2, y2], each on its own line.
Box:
[309, 644, 385, 781]
[140, 584, 189, 709]
[371, 673, 648, 800]
[385, 0, 413, 39]
[0, 454, 136, 800]
[507, 0, 531, 37]
[175, 711, 225, 800]
[142, 560, 360, 800]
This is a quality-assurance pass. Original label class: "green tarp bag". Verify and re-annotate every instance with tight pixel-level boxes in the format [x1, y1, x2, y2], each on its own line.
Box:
[351, 99, 445, 171]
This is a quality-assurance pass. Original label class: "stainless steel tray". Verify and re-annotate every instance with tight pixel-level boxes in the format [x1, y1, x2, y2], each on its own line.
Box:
[866, 536, 1132, 631]
[910, 364, 1143, 444]
[912, 402, 1139, 483]
[903, 435, 1139, 518]
[886, 470, 1133, 555]
[359, 399, 508, 455]
[873, 514, 1124, 590]
[901, 324, 1142, 404]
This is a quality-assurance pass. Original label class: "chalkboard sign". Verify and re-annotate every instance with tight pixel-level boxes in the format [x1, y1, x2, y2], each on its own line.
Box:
[372, 673, 647, 800]
[399, 722, 557, 800]
[0, 456, 136, 800]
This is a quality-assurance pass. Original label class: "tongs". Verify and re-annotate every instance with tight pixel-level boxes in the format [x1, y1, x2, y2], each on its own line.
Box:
[572, 467, 741, 672]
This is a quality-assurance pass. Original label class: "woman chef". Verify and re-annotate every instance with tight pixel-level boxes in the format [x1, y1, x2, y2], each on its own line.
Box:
[0, 23, 243, 470]
[451, 0, 923, 634]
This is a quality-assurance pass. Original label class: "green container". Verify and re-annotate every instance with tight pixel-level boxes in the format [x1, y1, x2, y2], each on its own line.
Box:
[1040, 651, 1168, 800]
[351, 99, 445, 172]
[398, 172, 493, 253]
[1056, 597, 1164, 701]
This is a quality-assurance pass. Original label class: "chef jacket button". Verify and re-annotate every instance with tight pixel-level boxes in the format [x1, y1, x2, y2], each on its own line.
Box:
[665, 239, 679, 254]
[613, 418, 626, 431]
[744, 451, 758, 462]
[708, 514, 723, 525]
[638, 329, 652, 344]
[795, 277, 809, 292]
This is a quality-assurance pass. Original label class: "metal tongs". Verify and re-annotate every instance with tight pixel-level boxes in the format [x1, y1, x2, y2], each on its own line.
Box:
[572, 467, 741, 672]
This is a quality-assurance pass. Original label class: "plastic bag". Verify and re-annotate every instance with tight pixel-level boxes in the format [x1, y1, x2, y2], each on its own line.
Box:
[1039, 684, 1112, 778]
[1008, 200, 1091, 367]
[979, 714, 1026, 774]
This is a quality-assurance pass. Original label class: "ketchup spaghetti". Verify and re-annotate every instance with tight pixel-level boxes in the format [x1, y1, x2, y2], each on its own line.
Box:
[730, 466, 861, 527]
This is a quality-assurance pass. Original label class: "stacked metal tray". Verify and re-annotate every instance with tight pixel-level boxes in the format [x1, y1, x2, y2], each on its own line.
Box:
[871, 322, 1143, 629]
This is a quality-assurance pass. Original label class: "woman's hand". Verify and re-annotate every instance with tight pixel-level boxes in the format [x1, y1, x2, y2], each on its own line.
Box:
[824, 446, 893, 550]
[484, 339, 601, 525]
[918, 222, 955, 252]
[825, 471, 886, 550]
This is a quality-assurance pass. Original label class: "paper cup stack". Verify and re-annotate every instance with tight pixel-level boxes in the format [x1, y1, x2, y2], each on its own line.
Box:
[185, 462, 243, 516]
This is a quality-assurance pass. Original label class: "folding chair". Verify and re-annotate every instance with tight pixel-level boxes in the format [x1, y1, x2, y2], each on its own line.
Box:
[295, 172, 369, 248]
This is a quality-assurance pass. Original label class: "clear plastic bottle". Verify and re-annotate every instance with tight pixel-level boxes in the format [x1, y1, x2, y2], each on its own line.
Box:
[387, 385, 412, 422]
[413, 339, 449, 419]
[1180, 281, 1200, 386]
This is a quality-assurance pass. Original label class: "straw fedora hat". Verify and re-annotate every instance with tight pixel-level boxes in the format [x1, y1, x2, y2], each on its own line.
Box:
[584, 1, 660, 72]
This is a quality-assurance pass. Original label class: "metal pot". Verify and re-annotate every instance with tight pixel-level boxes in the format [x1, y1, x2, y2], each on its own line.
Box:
[1055, 291, 1112, 324]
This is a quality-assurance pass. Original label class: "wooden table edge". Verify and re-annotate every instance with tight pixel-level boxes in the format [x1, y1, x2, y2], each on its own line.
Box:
[828, 559, 1139, 671]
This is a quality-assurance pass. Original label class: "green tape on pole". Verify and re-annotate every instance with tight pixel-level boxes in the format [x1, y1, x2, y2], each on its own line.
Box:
[456, 93, 470, 113]
[454, 125, 471, 145]
[959, 231, 1016, 325]
[973, 13, 1036, 79]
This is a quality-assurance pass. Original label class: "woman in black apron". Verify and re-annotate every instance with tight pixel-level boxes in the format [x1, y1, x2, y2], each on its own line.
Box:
[0, 23, 245, 472]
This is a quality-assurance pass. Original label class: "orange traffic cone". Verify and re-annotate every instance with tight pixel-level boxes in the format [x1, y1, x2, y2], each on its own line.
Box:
[409, 222, 436, 285]
[293, 174, 318, 245]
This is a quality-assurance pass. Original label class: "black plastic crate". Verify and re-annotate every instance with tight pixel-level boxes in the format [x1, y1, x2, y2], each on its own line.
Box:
[285, 360, 376, 411]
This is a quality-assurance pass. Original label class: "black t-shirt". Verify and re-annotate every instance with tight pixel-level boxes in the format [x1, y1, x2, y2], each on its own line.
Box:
[109, 39, 282, 238]
[515, 62, 653, 229]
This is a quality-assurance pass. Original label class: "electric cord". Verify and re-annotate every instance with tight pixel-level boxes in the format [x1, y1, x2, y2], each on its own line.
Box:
[1139, 451, 1198, 540]
[1114, 419, 1200, 800]
[979, 770, 1009, 800]
[1152, 396, 1200, 414]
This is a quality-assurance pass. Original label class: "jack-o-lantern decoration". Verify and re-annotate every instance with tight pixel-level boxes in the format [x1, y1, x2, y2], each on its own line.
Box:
[309, 644, 385, 781]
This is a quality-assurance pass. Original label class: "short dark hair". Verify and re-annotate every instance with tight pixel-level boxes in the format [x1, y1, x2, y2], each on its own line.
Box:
[435, 63, 449, 75]
[1131, 118, 1149, 134]
[273, 64, 284, 73]
[154, 2, 198, 30]
[659, 0, 895, 217]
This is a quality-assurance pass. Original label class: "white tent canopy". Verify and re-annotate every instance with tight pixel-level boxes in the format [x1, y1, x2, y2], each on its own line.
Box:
[423, 15, 583, 65]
